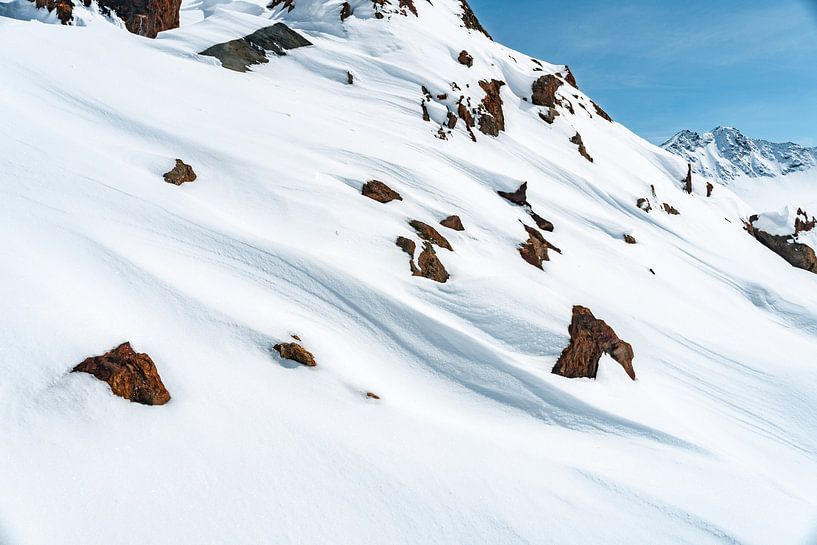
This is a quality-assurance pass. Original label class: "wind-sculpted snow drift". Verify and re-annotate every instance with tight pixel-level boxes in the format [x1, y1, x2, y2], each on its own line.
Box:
[1, 0, 817, 544]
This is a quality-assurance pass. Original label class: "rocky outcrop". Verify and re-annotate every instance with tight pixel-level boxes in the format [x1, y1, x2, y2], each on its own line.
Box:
[362, 180, 402, 203]
[459, 0, 491, 39]
[415, 242, 449, 283]
[519, 224, 560, 269]
[498, 182, 529, 206]
[477, 79, 505, 136]
[399, 0, 417, 16]
[529, 211, 554, 232]
[72, 342, 171, 405]
[571, 132, 593, 162]
[552, 306, 636, 381]
[563, 66, 578, 88]
[33, 0, 182, 36]
[531, 74, 561, 108]
[409, 220, 452, 251]
[396, 236, 420, 275]
[340, 1, 352, 21]
[795, 208, 816, 236]
[32, 0, 74, 24]
[163, 159, 197, 185]
[457, 50, 474, 67]
[274, 342, 317, 367]
[268, 0, 294, 11]
[440, 215, 464, 231]
[637, 198, 652, 213]
[662, 203, 680, 215]
[538, 107, 559, 125]
[745, 219, 817, 274]
[683, 164, 693, 194]
[591, 100, 612, 122]
[200, 23, 312, 72]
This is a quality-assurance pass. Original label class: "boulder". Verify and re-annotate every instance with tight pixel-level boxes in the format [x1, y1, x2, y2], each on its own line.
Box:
[518, 224, 560, 269]
[362, 180, 402, 203]
[440, 215, 465, 231]
[273, 342, 317, 367]
[531, 74, 561, 108]
[623, 234, 637, 244]
[72, 342, 171, 405]
[409, 220, 453, 251]
[552, 306, 636, 381]
[396, 236, 420, 275]
[662, 203, 680, 215]
[498, 182, 529, 206]
[477, 79, 506, 136]
[636, 198, 652, 213]
[746, 222, 817, 274]
[163, 159, 197, 185]
[200, 23, 312, 72]
[415, 242, 449, 283]
[32, 0, 182, 36]
[457, 50, 474, 67]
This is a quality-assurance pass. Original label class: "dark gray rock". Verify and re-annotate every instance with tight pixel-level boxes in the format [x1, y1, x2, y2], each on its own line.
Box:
[200, 23, 312, 72]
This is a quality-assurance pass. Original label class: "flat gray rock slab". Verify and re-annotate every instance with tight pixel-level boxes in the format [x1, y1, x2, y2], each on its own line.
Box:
[200, 23, 312, 72]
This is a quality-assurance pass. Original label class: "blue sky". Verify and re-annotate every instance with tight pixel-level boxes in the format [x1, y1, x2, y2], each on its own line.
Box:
[469, 0, 817, 146]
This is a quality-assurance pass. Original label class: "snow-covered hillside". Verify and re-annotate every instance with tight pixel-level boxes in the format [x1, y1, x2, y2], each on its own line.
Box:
[1, 1, 817, 544]
[662, 126, 817, 182]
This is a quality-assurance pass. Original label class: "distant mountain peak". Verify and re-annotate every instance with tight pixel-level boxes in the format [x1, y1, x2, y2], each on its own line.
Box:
[661, 127, 817, 182]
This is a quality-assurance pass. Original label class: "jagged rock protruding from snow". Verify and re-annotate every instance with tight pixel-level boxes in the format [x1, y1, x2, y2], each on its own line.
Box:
[31, 0, 181, 35]
[440, 215, 464, 231]
[339, 1, 351, 20]
[477, 79, 505, 136]
[31, 0, 74, 24]
[531, 75, 561, 108]
[72, 342, 171, 405]
[662, 202, 680, 215]
[268, 0, 295, 11]
[518, 224, 560, 269]
[563, 66, 578, 88]
[571, 132, 593, 162]
[538, 107, 559, 125]
[661, 126, 817, 182]
[498, 182, 528, 206]
[200, 23, 312, 72]
[458, 0, 491, 39]
[624, 234, 637, 244]
[163, 159, 197, 185]
[529, 211, 554, 232]
[415, 242, 449, 283]
[409, 220, 453, 251]
[591, 100, 612, 122]
[362, 180, 402, 203]
[706, 182, 714, 197]
[396, 236, 420, 275]
[745, 216, 817, 274]
[457, 50, 474, 67]
[683, 164, 693, 194]
[795, 208, 816, 236]
[274, 342, 317, 367]
[637, 198, 652, 213]
[552, 306, 636, 381]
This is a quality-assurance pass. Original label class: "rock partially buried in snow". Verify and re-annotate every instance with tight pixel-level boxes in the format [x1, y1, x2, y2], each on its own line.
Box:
[518, 224, 560, 269]
[552, 306, 636, 381]
[362, 180, 402, 203]
[571, 132, 593, 163]
[409, 220, 452, 251]
[200, 23, 312, 72]
[498, 182, 529, 206]
[477, 79, 506, 136]
[72, 342, 171, 405]
[529, 211, 554, 232]
[440, 215, 465, 231]
[415, 242, 449, 283]
[745, 219, 817, 275]
[458, 0, 491, 39]
[457, 50, 474, 67]
[30, 0, 182, 36]
[531, 74, 561, 108]
[274, 342, 317, 367]
[163, 159, 197, 185]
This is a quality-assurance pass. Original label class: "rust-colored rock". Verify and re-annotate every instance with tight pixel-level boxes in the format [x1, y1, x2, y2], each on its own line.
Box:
[163, 159, 197, 185]
[552, 306, 636, 381]
[440, 215, 465, 231]
[99, 0, 181, 37]
[531, 74, 561, 108]
[446, 110, 458, 129]
[478, 79, 506, 136]
[459, 0, 492, 39]
[72, 342, 171, 405]
[529, 211, 554, 232]
[399, 0, 417, 15]
[33, 0, 76, 25]
[706, 182, 714, 197]
[662, 202, 680, 215]
[637, 198, 652, 213]
[498, 182, 529, 206]
[571, 132, 593, 162]
[683, 164, 693, 194]
[362, 180, 402, 203]
[457, 50, 474, 67]
[415, 242, 449, 283]
[563, 66, 578, 88]
[591, 100, 612, 122]
[538, 107, 559, 124]
[409, 220, 452, 251]
[519, 224, 561, 269]
[274, 342, 317, 367]
[340, 1, 352, 20]
[795, 208, 816, 236]
[396, 236, 420, 275]
[268, 0, 294, 11]
[366, 392, 381, 400]
[624, 234, 637, 244]
[421, 101, 431, 122]
[745, 220, 817, 274]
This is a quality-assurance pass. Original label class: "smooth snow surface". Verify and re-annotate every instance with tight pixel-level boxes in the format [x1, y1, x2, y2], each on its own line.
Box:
[1, 1, 817, 544]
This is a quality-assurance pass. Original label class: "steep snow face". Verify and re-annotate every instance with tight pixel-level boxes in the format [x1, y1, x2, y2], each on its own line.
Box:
[662, 126, 817, 182]
[2, 1, 817, 545]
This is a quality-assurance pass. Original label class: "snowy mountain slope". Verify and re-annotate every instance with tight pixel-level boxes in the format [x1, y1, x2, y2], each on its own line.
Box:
[662, 126, 817, 182]
[1, 1, 817, 544]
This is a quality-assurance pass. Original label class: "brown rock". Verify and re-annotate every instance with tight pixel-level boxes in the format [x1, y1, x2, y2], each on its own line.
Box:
[366, 392, 381, 400]
[477, 79, 506, 136]
[396, 236, 420, 275]
[98, 0, 181, 37]
[538, 107, 559, 124]
[446, 110, 458, 129]
[795, 208, 816, 236]
[399, 0, 416, 16]
[498, 182, 529, 206]
[591, 100, 612, 122]
[458, 0, 492, 39]
[636, 198, 652, 213]
[72, 342, 171, 405]
[421, 102, 431, 122]
[706, 182, 714, 197]
[552, 306, 636, 381]
[529, 211, 554, 232]
[440, 215, 465, 231]
[32, 0, 75, 25]
[518, 224, 561, 269]
[340, 1, 352, 20]
[563, 66, 578, 88]
[662, 203, 680, 215]
[683, 164, 693, 194]
[746, 221, 817, 274]
[362, 180, 402, 203]
[415, 242, 449, 283]
[531, 74, 561, 108]
[274, 342, 317, 367]
[409, 220, 453, 251]
[268, 0, 294, 11]
[623, 234, 637, 244]
[457, 50, 474, 67]
[347, 71, 354, 84]
[571, 132, 593, 162]
[163, 159, 197, 185]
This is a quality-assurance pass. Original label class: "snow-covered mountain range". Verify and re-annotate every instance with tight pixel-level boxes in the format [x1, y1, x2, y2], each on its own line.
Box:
[1, 1, 817, 544]
[662, 126, 817, 182]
